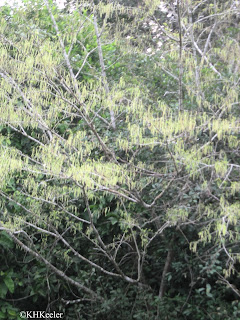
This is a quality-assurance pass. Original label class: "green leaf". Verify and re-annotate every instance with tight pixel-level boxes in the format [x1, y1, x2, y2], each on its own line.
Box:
[206, 283, 213, 298]
[7, 309, 16, 316]
[0, 283, 8, 298]
[4, 276, 14, 293]
[0, 232, 14, 249]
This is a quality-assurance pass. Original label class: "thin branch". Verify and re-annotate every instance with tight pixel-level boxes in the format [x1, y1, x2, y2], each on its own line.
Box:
[93, 14, 116, 129]
[177, 0, 183, 111]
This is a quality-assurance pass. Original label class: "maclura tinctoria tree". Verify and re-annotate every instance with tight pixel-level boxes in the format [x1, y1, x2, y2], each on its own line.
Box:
[0, 0, 240, 306]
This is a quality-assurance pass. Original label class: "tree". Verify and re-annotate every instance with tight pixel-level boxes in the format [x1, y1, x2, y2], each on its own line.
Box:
[0, 0, 240, 318]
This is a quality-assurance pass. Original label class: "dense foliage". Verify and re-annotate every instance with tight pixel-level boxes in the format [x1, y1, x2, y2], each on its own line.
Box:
[0, 0, 240, 319]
